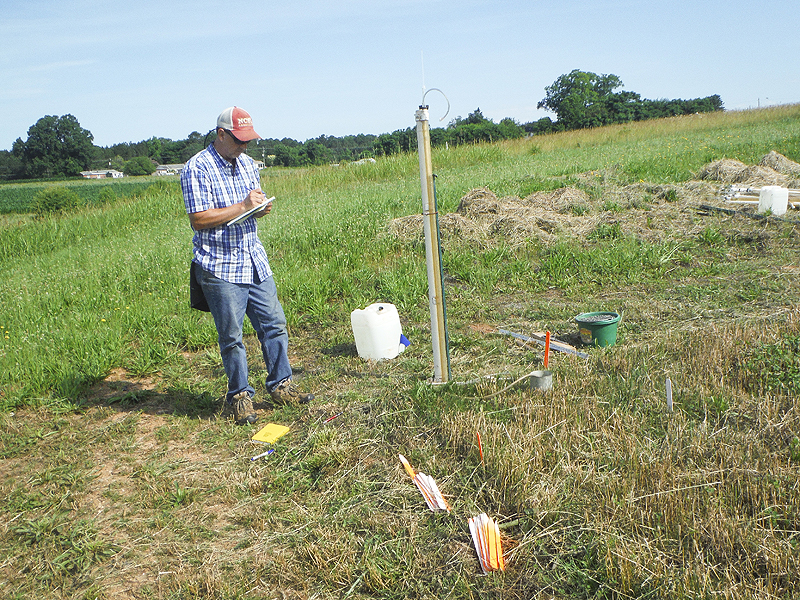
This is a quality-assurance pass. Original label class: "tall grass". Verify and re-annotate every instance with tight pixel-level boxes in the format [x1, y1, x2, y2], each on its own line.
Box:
[0, 181, 217, 400]
[1, 106, 799, 599]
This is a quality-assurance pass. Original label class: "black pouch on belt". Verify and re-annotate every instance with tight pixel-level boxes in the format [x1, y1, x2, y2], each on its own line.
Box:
[189, 261, 210, 312]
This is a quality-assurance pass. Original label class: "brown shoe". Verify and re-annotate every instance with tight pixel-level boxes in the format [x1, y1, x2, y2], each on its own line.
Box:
[270, 379, 314, 406]
[223, 391, 258, 425]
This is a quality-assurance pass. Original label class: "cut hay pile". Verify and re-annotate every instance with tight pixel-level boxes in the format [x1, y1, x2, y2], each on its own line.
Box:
[760, 150, 800, 176]
[696, 151, 800, 187]
[387, 151, 797, 249]
[387, 187, 600, 248]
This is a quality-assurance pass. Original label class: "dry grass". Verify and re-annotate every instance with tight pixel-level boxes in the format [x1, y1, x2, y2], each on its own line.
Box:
[438, 312, 800, 598]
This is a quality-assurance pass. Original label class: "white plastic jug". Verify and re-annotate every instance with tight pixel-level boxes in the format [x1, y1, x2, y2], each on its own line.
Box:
[351, 303, 403, 361]
[758, 186, 789, 216]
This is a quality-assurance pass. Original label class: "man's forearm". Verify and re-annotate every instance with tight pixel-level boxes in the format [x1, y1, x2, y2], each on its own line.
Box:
[189, 203, 248, 230]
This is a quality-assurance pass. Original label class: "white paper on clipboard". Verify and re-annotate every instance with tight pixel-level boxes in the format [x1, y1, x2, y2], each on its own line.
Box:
[226, 197, 274, 227]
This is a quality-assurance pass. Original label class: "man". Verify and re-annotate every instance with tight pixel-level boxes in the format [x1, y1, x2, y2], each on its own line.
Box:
[181, 106, 313, 425]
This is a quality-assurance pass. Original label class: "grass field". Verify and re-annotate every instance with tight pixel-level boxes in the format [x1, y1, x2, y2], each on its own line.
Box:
[1, 105, 799, 599]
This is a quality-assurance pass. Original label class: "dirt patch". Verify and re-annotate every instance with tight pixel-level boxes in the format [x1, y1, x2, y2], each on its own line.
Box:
[85, 367, 160, 403]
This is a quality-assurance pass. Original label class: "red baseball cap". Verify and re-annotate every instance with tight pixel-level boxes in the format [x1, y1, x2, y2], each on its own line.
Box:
[216, 106, 261, 142]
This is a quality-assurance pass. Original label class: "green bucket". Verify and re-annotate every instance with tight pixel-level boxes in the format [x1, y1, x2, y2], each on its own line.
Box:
[574, 311, 621, 347]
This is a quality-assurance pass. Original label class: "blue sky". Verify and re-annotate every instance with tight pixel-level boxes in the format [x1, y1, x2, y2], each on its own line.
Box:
[1, 0, 798, 150]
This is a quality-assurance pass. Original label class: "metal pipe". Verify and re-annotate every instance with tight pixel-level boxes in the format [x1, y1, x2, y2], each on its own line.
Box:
[415, 105, 449, 382]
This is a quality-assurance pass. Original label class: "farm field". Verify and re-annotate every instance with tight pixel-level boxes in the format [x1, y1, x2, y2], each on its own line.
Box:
[1, 105, 799, 599]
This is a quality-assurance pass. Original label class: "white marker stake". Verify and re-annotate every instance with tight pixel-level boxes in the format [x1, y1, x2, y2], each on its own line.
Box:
[666, 377, 673, 413]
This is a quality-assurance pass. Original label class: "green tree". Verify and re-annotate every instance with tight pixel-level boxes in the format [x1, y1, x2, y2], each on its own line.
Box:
[300, 140, 334, 166]
[0, 150, 24, 180]
[13, 114, 95, 178]
[444, 110, 524, 145]
[110, 155, 127, 172]
[146, 137, 163, 163]
[373, 133, 401, 157]
[273, 144, 301, 167]
[524, 116, 558, 135]
[538, 70, 627, 129]
[429, 127, 448, 147]
[123, 156, 156, 176]
[180, 132, 205, 162]
[498, 117, 525, 139]
[448, 108, 489, 128]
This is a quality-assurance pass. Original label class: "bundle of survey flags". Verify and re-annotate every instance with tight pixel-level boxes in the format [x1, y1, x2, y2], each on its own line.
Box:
[398, 454, 450, 512]
[468, 513, 505, 573]
[398, 454, 505, 573]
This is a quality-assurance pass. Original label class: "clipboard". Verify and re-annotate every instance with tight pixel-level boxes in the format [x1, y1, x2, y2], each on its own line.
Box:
[226, 197, 274, 227]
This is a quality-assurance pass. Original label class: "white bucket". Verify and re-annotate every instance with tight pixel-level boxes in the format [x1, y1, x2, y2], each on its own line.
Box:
[758, 186, 789, 216]
[351, 303, 403, 361]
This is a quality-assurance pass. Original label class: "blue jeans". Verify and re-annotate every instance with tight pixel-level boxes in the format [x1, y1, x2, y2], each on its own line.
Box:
[198, 266, 292, 401]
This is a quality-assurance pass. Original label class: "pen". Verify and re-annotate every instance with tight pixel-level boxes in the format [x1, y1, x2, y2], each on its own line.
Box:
[250, 448, 274, 461]
[323, 412, 342, 424]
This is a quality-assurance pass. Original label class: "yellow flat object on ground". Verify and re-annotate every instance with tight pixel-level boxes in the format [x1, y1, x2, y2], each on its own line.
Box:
[251, 423, 290, 444]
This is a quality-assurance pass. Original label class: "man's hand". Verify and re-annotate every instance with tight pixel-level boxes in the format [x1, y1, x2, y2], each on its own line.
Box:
[246, 189, 273, 217]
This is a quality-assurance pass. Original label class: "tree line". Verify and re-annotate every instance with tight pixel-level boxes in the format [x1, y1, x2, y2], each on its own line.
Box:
[0, 70, 724, 180]
[532, 69, 723, 133]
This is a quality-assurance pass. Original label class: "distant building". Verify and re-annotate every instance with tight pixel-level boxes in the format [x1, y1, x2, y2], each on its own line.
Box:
[81, 169, 124, 179]
[155, 164, 185, 176]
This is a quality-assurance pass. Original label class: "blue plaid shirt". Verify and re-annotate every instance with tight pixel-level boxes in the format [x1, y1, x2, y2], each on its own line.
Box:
[181, 144, 272, 284]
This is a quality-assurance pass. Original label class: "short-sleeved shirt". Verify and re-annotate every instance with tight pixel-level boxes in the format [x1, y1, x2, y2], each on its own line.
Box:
[180, 144, 272, 284]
